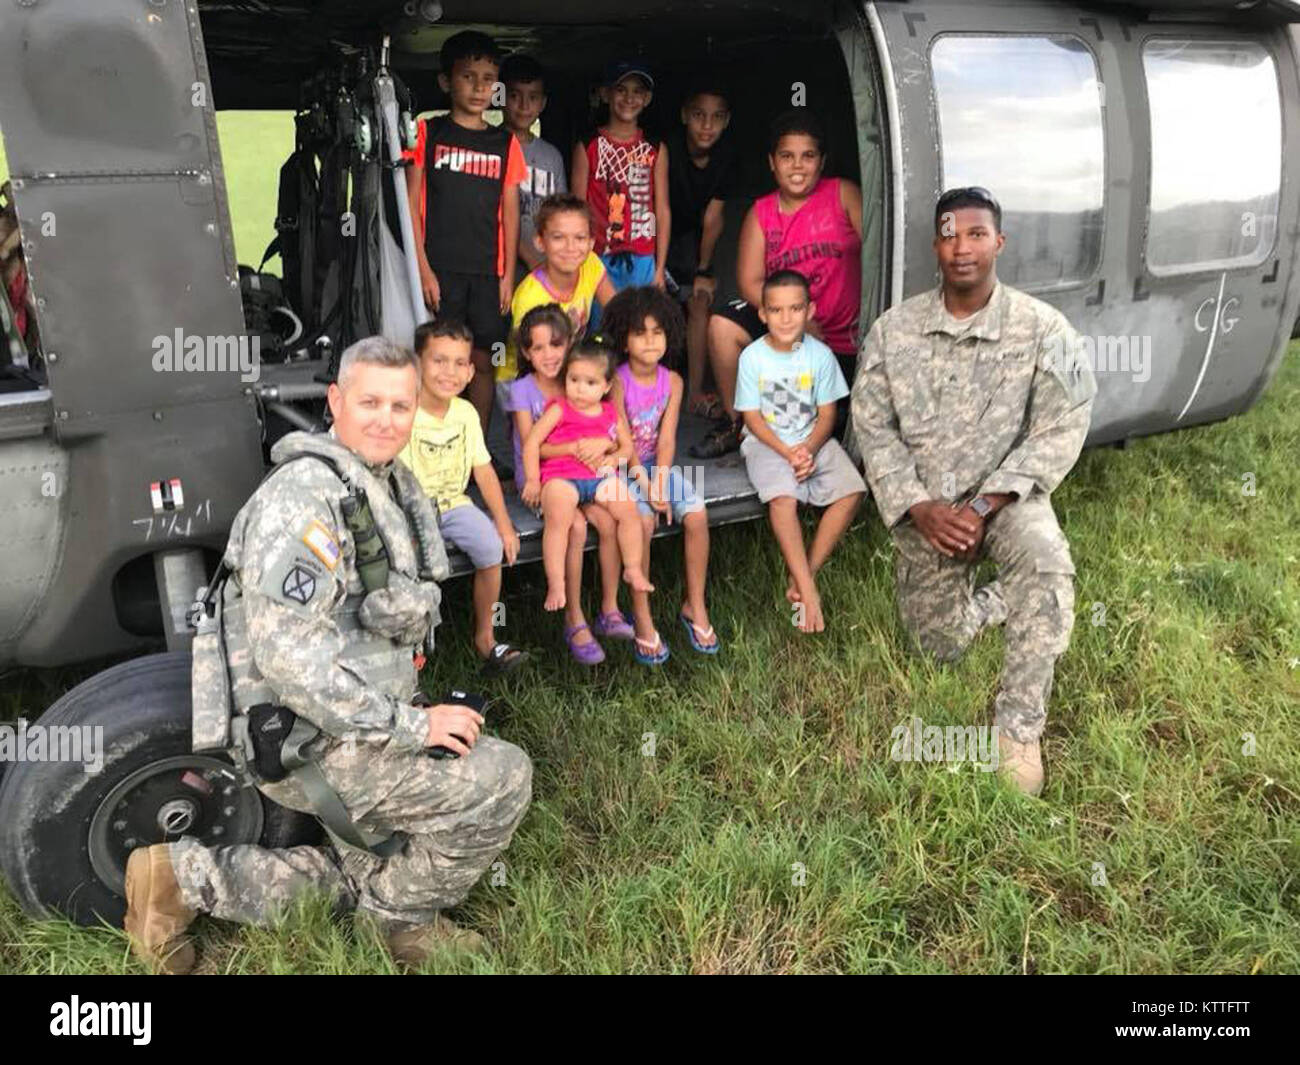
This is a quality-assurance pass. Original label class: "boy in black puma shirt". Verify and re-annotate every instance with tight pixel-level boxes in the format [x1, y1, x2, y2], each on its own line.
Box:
[405, 30, 528, 434]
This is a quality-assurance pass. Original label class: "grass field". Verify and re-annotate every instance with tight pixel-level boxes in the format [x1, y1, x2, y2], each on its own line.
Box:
[1, 116, 1299, 974]
[4, 345, 1299, 974]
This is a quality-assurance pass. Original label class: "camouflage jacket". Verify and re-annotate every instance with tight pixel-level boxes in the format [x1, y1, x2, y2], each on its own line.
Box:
[851, 282, 1097, 528]
[219, 431, 449, 751]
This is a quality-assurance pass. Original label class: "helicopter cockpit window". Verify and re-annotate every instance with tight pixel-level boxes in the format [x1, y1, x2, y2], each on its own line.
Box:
[930, 35, 1105, 291]
[1143, 39, 1280, 275]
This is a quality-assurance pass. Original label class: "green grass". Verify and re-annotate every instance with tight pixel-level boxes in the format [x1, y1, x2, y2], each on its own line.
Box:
[213, 111, 294, 272]
[4, 346, 1299, 974]
[2, 115, 1299, 973]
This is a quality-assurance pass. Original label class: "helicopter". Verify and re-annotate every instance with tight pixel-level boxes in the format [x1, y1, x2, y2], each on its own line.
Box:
[1, 0, 1296, 925]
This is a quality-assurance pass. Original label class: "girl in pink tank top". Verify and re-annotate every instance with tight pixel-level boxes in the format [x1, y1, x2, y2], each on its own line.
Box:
[616, 361, 671, 465]
[753, 174, 863, 354]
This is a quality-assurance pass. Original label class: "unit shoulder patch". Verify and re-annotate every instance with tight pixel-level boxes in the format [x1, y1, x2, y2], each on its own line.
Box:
[1039, 322, 1098, 406]
[281, 564, 317, 605]
[258, 549, 332, 615]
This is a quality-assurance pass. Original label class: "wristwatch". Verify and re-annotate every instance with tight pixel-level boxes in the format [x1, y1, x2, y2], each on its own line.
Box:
[969, 495, 994, 518]
[695, 264, 715, 279]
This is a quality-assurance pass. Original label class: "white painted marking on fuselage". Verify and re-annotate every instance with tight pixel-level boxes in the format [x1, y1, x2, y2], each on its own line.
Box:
[1178, 271, 1227, 421]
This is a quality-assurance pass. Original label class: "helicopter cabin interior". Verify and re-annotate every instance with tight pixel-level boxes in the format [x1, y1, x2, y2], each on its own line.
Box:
[203, 0, 879, 572]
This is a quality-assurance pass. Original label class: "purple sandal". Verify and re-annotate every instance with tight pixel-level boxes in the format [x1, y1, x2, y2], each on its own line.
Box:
[564, 623, 606, 666]
[593, 610, 636, 641]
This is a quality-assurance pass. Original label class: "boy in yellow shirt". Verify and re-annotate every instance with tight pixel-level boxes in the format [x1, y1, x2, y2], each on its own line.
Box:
[499, 194, 617, 383]
[400, 318, 528, 674]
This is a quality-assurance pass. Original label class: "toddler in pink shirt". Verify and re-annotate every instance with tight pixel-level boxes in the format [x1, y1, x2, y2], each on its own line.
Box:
[522, 340, 655, 616]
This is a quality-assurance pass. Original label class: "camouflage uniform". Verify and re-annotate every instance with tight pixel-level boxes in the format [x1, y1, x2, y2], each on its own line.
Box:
[851, 283, 1096, 743]
[175, 430, 532, 930]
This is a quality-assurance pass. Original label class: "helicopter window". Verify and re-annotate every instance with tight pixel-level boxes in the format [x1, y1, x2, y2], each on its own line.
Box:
[930, 35, 1104, 291]
[1143, 39, 1280, 275]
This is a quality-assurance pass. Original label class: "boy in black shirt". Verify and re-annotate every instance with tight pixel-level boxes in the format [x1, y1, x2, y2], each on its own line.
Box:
[665, 80, 737, 417]
[405, 30, 527, 433]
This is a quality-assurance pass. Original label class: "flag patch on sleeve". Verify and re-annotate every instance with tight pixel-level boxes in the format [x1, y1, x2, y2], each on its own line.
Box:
[301, 519, 341, 570]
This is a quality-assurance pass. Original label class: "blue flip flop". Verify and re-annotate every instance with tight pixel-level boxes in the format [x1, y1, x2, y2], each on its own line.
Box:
[634, 631, 671, 666]
[679, 613, 720, 654]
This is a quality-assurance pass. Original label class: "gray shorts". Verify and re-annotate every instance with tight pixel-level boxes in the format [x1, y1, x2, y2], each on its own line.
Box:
[437, 502, 504, 569]
[740, 434, 867, 507]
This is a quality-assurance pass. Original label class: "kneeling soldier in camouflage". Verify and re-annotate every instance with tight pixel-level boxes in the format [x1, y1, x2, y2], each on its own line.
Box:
[851, 188, 1096, 796]
[124, 337, 532, 973]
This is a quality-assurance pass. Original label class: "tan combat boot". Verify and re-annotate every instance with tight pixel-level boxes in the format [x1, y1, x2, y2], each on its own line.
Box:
[998, 734, 1045, 797]
[123, 844, 197, 974]
[385, 913, 488, 967]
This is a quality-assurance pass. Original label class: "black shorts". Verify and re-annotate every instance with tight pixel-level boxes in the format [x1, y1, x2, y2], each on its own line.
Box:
[663, 267, 693, 304]
[714, 297, 765, 342]
[435, 270, 508, 351]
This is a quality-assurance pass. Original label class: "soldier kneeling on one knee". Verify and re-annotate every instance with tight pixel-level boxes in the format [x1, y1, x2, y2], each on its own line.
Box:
[124, 336, 532, 974]
[851, 186, 1096, 797]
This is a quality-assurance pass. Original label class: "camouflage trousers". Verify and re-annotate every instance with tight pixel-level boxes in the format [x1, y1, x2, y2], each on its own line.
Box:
[892, 494, 1076, 743]
[170, 735, 532, 930]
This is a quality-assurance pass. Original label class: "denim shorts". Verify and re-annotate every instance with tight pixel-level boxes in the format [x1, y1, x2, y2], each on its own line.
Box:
[566, 475, 607, 505]
[634, 465, 706, 523]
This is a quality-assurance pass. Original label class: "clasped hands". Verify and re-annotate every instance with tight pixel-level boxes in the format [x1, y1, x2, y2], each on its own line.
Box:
[909, 499, 990, 561]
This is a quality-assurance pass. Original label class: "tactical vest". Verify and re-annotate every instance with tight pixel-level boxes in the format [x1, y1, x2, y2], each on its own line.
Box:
[190, 430, 447, 755]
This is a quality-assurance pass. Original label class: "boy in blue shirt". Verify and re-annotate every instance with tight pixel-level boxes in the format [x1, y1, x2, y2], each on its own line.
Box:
[735, 269, 866, 633]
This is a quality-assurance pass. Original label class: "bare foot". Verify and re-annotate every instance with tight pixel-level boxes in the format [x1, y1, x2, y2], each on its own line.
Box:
[794, 589, 825, 633]
[785, 580, 802, 604]
[544, 585, 566, 611]
[624, 567, 655, 594]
